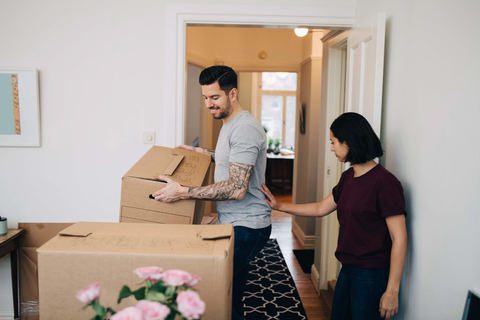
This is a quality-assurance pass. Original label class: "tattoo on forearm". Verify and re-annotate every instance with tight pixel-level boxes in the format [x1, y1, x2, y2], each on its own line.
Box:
[187, 162, 253, 200]
[202, 149, 215, 162]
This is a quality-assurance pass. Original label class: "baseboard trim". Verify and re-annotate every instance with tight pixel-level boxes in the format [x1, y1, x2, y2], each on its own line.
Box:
[311, 264, 321, 294]
[0, 311, 14, 320]
[291, 220, 316, 249]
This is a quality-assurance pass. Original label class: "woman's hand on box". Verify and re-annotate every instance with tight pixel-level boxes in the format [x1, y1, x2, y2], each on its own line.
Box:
[151, 175, 189, 203]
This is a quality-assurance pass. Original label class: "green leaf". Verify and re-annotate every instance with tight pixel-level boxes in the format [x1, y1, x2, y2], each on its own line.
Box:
[165, 311, 178, 320]
[169, 303, 179, 313]
[151, 281, 167, 293]
[91, 301, 105, 317]
[90, 315, 102, 320]
[165, 286, 176, 297]
[132, 287, 146, 300]
[107, 307, 116, 315]
[117, 285, 133, 303]
[145, 291, 166, 303]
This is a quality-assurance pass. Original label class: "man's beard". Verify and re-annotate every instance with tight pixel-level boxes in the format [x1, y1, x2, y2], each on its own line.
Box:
[213, 97, 232, 120]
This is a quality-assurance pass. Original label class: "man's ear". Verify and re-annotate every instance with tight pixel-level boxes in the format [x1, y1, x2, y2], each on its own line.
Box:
[229, 88, 238, 102]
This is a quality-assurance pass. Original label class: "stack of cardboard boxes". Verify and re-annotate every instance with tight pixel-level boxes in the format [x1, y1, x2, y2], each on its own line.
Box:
[19, 146, 233, 320]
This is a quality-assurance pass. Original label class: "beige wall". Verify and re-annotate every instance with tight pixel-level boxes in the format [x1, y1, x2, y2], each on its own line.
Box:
[238, 72, 253, 113]
[292, 33, 323, 245]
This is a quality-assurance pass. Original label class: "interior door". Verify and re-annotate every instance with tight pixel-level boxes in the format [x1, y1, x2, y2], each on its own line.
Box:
[318, 12, 386, 290]
[345, 12, 386, 136]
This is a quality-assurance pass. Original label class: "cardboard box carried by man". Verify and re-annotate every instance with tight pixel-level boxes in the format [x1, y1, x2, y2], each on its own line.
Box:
[119, 146, 212, 225]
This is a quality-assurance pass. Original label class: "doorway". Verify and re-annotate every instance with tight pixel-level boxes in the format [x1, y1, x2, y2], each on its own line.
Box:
[184, 25, 321, 224]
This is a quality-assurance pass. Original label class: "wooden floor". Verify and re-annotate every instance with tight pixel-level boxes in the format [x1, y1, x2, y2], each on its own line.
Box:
[270, 191, 330, 320]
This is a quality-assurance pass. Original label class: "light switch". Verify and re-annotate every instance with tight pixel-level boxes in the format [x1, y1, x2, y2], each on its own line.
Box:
[143, 131, 156, 144]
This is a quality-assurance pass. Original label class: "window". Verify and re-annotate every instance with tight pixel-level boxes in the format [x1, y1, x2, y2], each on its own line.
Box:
[257, 72, 297, 149]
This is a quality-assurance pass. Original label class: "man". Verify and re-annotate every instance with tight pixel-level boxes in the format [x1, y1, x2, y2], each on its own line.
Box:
[152, 65, 272, 320]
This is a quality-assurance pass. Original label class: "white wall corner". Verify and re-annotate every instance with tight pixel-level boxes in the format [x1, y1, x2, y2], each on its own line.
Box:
[292, 220, 316, 249]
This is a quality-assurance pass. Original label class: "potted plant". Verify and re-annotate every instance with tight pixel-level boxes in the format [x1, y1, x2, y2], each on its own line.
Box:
[273, 139, 281, 155]
[267, 138, 274, 153]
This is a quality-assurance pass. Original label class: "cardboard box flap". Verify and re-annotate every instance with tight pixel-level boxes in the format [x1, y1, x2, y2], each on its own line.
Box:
[124, 146, 211, 187]
[58, 221, 113, 237]
[18, 223, 75, 247]
[163, 154, 184, 176]
[39, 222, 233, 257]
[199, 224, 233, 240]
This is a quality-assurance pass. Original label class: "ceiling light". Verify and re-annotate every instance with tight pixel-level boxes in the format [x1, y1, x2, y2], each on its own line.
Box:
[294, 28, 309, 37]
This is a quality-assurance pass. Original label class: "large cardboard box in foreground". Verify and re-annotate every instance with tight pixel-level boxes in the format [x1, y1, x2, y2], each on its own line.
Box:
[18, 223, 74, 320]
[38, 222, 233, 320]
[120, 146, 212, 224]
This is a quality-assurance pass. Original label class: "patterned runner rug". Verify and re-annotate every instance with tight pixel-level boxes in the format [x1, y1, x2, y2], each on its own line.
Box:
[243, 238, 308, 319]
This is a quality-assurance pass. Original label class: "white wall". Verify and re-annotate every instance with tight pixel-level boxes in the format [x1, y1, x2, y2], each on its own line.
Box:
[355, 0, 480, 319]
[0, 0, 355, 316]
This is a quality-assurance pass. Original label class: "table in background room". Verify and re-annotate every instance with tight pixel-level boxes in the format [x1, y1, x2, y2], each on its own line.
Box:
[265, 153, 294, 195]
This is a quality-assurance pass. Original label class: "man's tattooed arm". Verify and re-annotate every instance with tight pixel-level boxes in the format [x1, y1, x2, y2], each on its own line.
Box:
[187, 162, 253, 200]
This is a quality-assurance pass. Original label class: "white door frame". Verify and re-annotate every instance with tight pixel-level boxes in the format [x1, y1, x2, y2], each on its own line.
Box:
[317, 31, 349, 290]
[165, 3, 356, 146]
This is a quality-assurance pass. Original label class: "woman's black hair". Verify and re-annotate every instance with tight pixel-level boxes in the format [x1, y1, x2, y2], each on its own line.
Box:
[330, 112, 384, 165]
[199, 65, 237, 96]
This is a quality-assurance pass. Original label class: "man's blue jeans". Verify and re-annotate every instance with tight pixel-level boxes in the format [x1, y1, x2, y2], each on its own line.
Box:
[330, 265, 390, 320]
[232, 225, 271, 320]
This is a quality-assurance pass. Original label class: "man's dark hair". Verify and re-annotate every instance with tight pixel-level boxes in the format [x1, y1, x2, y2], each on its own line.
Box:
[199, 65, 237, 96]
[330, 112, 384, 165]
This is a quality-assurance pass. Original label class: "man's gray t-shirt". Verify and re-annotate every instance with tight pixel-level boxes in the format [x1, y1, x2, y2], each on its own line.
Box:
[215, 111, 271, 229]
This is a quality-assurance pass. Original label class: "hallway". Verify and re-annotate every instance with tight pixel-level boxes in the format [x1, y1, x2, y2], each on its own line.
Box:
[269, 192, 330, 320]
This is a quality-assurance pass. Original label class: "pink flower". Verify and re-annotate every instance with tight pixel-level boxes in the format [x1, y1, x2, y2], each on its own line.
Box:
[136, 300, 170, 320]
[75, 282, 100, 304]
[110, 307, 144, 320]
[134, 266, 163, 281]
[176, 290, 205, 319]
[185, 274, 201, 287]
[162, 269, 192, 287]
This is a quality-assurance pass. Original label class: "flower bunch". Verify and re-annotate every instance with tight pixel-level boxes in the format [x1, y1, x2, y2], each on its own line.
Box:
[76, 266, 205, 320]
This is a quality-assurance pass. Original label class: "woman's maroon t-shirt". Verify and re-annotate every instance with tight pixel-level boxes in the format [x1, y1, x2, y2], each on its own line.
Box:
[332, 164, 406, 269]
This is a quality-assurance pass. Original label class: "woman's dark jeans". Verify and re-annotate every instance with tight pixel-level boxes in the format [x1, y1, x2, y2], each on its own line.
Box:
[330, 264, 390, 320]
[231, 225, 272, 320]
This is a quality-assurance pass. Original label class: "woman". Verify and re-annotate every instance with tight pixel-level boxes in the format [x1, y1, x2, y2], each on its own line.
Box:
[261, 112, 407, 320]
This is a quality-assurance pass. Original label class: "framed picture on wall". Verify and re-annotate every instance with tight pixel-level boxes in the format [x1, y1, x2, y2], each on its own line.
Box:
[0, 68, 41, 146]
